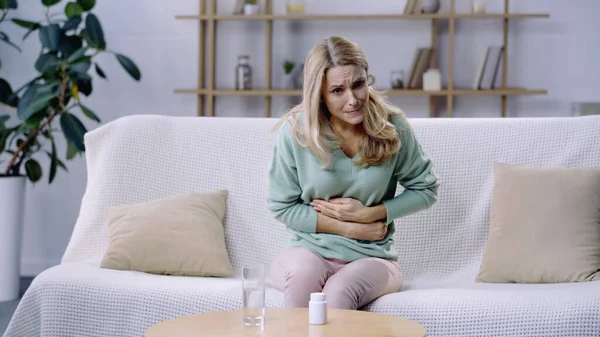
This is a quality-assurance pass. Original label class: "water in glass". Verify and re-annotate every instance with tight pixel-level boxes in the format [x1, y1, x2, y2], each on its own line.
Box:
[242, 264, 265, 326]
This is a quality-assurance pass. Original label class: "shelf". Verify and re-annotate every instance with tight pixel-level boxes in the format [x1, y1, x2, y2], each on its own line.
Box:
[386, 88, 548, 95]
[179, 0, 549, 118]
[452, 88, 547, 95]
[176, 14, 449, 20]
[174, 89, 301, 96]
[453, 13, 549, 19]
[175, 13, 549, 21]
[174, 88, 547, 96]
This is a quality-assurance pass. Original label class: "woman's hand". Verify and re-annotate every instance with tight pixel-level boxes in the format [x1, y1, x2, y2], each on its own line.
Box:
[316, 210, 388, 241]
[311, 198, 385, 224]
[311, 198, 367, 222]
[343, 220, 389, 241]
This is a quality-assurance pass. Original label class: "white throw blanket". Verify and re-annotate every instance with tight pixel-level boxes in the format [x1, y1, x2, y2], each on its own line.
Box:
[5, 114, 600, 337]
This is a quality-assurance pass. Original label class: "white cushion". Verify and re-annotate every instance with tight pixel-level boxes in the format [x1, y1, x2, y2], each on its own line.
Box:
[101, 191, 234, 277]
[477, 162, 600, 283]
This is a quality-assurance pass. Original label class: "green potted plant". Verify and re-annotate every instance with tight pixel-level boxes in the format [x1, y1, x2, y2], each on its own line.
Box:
[281, 60, 295, 89]
[243, 0, 260, 15]
[0, 0, 141, 302]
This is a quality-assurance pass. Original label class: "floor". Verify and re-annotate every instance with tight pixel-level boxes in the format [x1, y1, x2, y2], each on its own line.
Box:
[0, 277, 34, 335]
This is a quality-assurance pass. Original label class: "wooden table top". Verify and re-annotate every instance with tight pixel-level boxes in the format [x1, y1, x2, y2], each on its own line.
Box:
[146, 307, 426, 337]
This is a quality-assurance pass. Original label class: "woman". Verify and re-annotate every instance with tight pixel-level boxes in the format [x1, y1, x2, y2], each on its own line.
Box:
[267, 36, 439, 310]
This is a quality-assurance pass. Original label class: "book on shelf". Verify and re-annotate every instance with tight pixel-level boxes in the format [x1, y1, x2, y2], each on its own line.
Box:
[233, 0, 244, 14]
[472, 45, 504, 90]
[408, 47, 432, 89]
[403, 0, 420, 14]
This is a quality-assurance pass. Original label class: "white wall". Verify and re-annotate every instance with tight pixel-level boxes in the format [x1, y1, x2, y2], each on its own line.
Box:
[0, 0, 598, 276]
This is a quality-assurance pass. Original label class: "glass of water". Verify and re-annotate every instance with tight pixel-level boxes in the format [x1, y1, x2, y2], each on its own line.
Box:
[242, 263, 265, 326]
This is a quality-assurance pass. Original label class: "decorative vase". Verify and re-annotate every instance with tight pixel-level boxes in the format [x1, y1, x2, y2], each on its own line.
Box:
[390, 70, 405, 89]
[423, 68, 442, 91]
[472, 1, 486, 14]
[281, 74, 295, 90]
[0, 175, 26, 302]
[244, 4, 261, 15]
[420, 0, 441, 14]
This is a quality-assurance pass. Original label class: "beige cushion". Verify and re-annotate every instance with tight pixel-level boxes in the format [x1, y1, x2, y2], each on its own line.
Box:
[100, 190, 234, 277]
[476, 161, 600, 283]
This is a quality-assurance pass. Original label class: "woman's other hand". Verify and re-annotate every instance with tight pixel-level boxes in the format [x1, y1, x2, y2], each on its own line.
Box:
[343, 220, 388, 241]
[311, 198, 367, 222]
[316, 211, 388, 241]
[311, 198, 386, 224]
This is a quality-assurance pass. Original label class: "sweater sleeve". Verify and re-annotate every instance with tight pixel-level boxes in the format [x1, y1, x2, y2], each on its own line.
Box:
[266, 123, 318, 233]
[382, 116, 439, 224]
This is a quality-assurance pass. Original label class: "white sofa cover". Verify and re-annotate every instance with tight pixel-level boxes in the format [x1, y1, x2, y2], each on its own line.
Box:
[4, 114, 600, 337]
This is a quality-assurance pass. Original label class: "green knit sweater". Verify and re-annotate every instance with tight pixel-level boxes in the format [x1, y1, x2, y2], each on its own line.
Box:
[267, 113, 439, 262]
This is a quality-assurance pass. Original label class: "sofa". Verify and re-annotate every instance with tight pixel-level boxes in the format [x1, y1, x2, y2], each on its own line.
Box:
[4, 114, 600, 337]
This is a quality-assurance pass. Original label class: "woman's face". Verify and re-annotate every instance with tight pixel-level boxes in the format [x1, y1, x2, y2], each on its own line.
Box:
[321, 65, 369, 127]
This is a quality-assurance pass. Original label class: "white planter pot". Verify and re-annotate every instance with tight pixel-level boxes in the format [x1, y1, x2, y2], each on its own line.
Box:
[244, 4, 260, 15]
[281, 74, 295, 90]
[0, 175, 26, 302]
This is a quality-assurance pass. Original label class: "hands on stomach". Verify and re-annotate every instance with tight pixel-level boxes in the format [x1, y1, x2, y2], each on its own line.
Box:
[311, 198, 388, 241]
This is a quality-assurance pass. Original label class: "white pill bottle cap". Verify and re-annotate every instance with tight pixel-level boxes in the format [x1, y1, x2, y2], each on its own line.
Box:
[311, 293, 326, 302]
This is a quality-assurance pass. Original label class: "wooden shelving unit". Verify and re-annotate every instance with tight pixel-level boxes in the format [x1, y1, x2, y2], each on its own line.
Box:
[175, 0, 549, 118]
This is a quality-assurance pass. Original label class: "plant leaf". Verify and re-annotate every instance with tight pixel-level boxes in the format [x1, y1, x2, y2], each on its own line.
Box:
[0, 78, 18, 107]
[23, 112, 46, 129]
[85, 13, 105, 50]
[12, 19, 38, 30]
[39, 24, 61, 51]
[17, 86, 54, 121]
[58, 34, 82, 57]
[0, 31, 22, 52]
[25, 158, 42, 182]
[79, 28, 90, 44]
[7, 125, 25, 147]
[65, 2, 83, 18]
[57, 157, 67, 171]
[16, 82, 59, 120]
[67, 46, 87, 63]
[0, 0, 16, 7]
[66, 139, 78, 159]
[34, 53, 61, 72]
[71, 83, 80, 102]
[0, 129, 10, 153]
[69, 60, 92, 83]
[94, 62, 106, 79]
[48, 137, 58, 183]
[60, 112, 86, 151]
[17, 95, 53, 121]
[46, 151, 67, 171]
[23, 25, 40, 40]
[76, 0, 94, 11]
[116, 54, 141, 81]
[75, 78, 92, 95]
[42, 0, 62, 6]
[62, 15, 81, 31]
[69, 55, 91, 66]
[79, 103, 99, 122]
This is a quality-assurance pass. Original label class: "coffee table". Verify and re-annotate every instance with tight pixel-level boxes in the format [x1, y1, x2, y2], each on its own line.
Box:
[146, 307, 426, 337]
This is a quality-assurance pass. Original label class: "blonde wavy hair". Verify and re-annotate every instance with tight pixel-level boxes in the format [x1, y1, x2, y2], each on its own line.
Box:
[275, 36, 406, 168]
